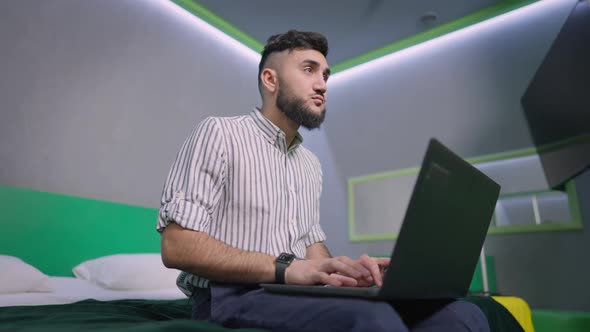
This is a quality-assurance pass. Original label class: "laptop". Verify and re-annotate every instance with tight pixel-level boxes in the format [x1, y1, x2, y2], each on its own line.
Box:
[261, 138, 500, 301]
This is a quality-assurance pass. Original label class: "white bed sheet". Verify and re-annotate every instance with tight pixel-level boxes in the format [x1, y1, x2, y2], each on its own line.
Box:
[0, 277, 186, 307]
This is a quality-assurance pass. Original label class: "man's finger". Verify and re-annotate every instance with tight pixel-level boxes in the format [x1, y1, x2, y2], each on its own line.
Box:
[375, 257, 391, 267]
[335, 256, 371, 277]
[359, 255, 383, 287]
[329, 273, 358, 287]
[323, 259, 364, 279]
[313, 272, 342, 287]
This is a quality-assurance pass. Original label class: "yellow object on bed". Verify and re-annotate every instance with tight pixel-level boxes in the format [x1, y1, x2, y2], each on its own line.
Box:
[493, 296, 535, 332]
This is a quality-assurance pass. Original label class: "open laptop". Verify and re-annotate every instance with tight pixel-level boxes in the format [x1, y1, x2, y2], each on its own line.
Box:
[261, 138, 500, 301]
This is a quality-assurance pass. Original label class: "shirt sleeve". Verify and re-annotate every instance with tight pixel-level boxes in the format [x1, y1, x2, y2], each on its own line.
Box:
[303, 224, 327, 247]
[303, 155, 326, 246]
[157, 117, 226, 233]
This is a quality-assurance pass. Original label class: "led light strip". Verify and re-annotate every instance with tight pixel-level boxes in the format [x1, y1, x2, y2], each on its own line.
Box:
[330, 0, 571, 83]
[157, 0, 261, 64]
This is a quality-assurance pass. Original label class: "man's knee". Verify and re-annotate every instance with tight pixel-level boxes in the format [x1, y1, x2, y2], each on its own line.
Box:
[340, 301, 408, 332]
[446, 300, 490, 332]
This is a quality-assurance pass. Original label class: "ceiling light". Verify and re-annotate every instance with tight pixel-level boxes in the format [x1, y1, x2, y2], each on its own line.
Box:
[156, 0, 261, 64]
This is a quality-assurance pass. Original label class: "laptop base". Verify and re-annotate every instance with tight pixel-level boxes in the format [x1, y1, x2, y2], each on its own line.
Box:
[261, 283, 382, 300]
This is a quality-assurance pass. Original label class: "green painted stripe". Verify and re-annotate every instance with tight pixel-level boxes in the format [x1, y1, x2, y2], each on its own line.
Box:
[348, 146, 540, 185]
[349, 135, 587, 186]
[347, 180, 356, 242]
[331, 0, 539, 73]
[349, 233, 399, 243]
[171, 0, 264, 53]
[350, 214, 583, 241]
[0, 185, 160, 276]
[536, 133, 590, 155]
[348, 147, 538, 185]
[464, 147, 537, 165]
[349, 167, 421, 185]
[498, 189, 566, 199]
[566, 181, 583, 228]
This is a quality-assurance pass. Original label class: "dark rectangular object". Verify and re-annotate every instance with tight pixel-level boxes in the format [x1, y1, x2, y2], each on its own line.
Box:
[521, 0, 590, 188]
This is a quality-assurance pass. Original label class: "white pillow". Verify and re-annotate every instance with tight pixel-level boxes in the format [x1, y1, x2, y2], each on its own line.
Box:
[72, 253, 179, 291]
[0, 255, 54, 294]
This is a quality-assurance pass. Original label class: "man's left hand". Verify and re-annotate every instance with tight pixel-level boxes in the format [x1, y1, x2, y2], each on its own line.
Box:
[330, 254, 389, 287]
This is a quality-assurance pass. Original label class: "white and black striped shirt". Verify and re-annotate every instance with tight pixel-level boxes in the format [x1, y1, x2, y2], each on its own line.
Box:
[157, 109, 326, 295]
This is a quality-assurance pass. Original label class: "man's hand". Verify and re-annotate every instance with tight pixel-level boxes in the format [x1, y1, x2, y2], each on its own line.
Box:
[284, 256, 373, 287]
[353, 254, 390, 288]
[284, 255, 390, 287]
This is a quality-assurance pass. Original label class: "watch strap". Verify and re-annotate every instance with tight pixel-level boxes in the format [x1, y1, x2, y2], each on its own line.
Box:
[275, 253, 296, 284]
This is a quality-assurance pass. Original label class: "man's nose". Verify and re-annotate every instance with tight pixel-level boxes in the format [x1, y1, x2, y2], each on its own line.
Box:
[314, 76, 327, 94]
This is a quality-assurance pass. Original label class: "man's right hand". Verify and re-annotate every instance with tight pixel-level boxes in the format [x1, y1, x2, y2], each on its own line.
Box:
[284, 257, 373, 287]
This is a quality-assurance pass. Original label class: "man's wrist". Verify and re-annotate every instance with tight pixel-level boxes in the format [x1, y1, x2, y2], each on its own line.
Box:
[275, 253, 296, 283]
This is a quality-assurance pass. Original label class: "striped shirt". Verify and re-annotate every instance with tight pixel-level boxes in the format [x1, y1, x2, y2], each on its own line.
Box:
[157, 109, 326, 296]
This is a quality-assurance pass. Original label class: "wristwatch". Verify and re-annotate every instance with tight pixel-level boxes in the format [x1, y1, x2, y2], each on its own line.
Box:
[275, 252, 296, 284]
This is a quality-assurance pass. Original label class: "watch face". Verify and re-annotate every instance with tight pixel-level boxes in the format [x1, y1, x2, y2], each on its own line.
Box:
[278, 253, 295, 262]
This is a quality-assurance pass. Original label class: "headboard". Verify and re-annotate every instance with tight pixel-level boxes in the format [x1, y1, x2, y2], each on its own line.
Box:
[0, 185, 160, 276]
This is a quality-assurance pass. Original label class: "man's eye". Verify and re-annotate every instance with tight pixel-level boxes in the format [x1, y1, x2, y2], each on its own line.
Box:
[304, 67, 312, 73]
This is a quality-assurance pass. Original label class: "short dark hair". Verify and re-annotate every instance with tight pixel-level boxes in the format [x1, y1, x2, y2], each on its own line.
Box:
[258, 30, 329, 94]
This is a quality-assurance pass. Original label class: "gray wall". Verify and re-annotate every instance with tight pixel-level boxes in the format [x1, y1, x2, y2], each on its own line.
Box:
[1, 0, 587, 311]
[0, 0, 260, 207]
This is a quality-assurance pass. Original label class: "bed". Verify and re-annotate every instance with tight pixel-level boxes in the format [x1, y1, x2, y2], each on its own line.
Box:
[0, 185, 524, 331]
[0, 260, 526, 332]
[0, 186, 271, 331]
[0, 276, 186, 307]
[0, 257, 269, 332]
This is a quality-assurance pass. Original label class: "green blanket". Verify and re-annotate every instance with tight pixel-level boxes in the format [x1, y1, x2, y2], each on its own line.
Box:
[0, 299, 265, 332]
[0, 297, 523, 331]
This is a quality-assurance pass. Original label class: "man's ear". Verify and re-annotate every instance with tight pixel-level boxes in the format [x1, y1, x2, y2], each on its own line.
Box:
[260, 68, 278, 94]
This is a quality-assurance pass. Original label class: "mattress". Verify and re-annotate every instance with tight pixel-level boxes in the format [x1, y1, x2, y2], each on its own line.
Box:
[0, 277, 185, 307]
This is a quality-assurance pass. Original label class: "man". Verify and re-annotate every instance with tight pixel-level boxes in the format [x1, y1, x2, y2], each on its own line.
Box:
[157, 30, 489, 331]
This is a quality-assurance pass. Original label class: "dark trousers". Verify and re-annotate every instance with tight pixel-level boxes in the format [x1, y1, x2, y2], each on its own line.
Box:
[191, 283, 490, 332]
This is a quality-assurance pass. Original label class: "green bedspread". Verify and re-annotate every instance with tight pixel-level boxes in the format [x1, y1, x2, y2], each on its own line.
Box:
[0, 299, 265, 332]
[0, 297, 523, 332]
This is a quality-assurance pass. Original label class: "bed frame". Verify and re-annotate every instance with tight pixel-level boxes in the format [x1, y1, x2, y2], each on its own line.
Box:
[0, 185, 160, 276]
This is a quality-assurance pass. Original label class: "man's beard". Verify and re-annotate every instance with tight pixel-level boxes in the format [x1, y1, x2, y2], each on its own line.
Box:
[276, 82, 326, 130]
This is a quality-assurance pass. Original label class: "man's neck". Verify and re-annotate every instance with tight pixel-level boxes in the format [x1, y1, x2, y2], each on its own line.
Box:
[259, 104, 300, 147]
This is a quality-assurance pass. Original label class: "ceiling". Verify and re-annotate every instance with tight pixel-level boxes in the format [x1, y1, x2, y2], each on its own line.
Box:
[173, 0, 536, 70]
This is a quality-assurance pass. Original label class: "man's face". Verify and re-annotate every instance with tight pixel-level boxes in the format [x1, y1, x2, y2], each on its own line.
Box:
[275, 49, 330, 129]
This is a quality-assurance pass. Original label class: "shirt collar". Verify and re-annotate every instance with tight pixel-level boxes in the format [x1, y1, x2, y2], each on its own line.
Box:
[250, 108, 303, 150]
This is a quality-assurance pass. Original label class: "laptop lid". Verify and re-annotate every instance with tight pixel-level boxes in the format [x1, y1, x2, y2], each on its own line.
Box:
[379, 138, 500, 300]
[261, 139, 500, 301]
